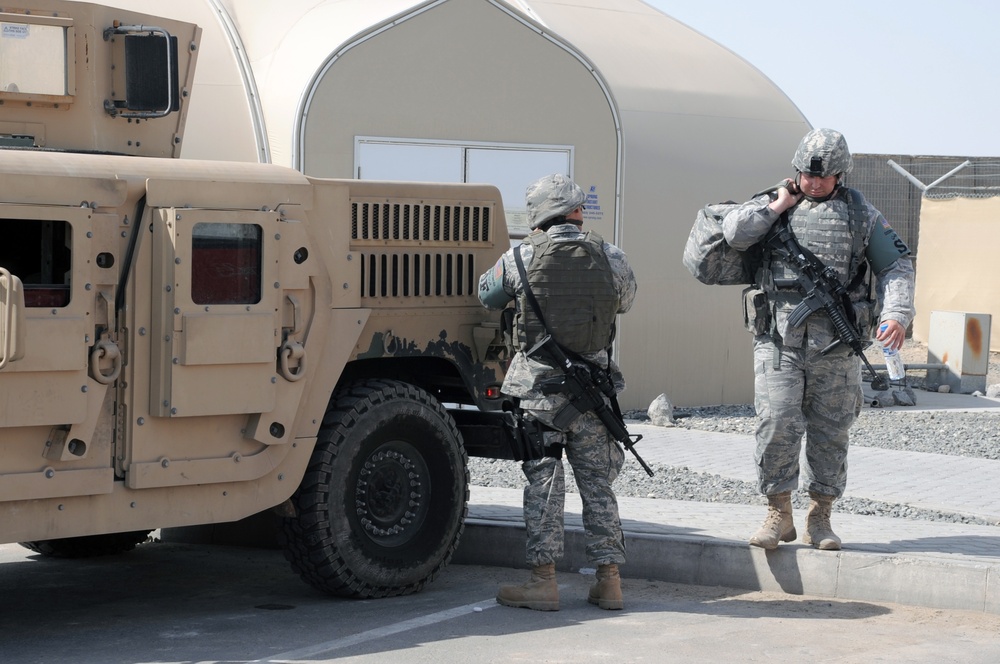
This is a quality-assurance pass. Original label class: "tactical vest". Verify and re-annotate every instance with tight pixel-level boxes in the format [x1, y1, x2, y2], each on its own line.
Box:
[760, 187, 874, 343]
[516, 231, 619, 355]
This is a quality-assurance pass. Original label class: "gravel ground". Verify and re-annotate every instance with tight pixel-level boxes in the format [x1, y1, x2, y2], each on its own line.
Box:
[469, 339, 1000, 526]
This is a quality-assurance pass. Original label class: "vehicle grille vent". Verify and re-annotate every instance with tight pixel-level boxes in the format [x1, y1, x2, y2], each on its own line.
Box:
[359, 252, 477, 298]
[352, 202, 491, 242]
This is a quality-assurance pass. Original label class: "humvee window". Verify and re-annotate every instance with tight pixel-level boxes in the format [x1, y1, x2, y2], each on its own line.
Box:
[191, 222, 262, 305]
[0, 219, 72, 307]
[0, 19, 72, 97]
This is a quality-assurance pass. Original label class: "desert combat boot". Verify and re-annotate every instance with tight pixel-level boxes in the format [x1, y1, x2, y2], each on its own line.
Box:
[749, 491, 796, 549]
[588, 563, 624, 610]
[803, 491, 842, 550]
[496, 563, 559, 611]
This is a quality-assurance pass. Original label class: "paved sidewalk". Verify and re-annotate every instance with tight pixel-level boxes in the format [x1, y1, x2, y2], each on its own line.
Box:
[454, 391, 1000, 614]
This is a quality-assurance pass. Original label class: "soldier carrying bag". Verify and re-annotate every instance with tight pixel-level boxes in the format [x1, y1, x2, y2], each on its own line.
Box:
[682, 182, 878, 288]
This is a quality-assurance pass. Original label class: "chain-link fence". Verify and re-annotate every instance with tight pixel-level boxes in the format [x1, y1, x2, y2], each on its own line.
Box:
[844, 155, 1000, 260]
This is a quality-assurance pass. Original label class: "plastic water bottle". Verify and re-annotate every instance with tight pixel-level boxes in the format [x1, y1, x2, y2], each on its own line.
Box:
[879, 323, 905, 381]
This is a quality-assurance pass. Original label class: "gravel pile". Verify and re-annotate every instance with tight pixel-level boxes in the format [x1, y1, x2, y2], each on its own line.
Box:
[468, 395, 1000, 528]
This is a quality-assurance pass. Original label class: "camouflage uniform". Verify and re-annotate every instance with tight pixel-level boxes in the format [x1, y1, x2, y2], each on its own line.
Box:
[723, 129, 915, 499]
[478, 222, 637, 566]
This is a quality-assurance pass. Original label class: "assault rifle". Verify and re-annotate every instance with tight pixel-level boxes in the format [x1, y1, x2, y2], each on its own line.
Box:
[527, 334, 654, 476]
[765, 222, 889, 391]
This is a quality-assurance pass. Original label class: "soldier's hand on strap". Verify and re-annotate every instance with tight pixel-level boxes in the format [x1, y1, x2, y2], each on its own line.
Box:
[769, 178, 803, 215]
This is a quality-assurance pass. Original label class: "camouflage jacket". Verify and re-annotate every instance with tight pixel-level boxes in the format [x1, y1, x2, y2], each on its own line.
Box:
[477, 223, 637, 411]
[723, 189, 915, 348]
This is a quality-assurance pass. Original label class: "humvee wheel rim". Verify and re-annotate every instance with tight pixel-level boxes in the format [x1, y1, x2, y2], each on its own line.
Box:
[356, 441, 430, 547]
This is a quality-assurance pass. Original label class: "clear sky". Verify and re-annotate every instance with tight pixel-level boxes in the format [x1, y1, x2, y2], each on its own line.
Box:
[644, 0, 999, 157]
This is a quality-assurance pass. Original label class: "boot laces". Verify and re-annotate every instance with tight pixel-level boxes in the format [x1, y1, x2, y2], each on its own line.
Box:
[764, 505, 787, 528]
[809, 503, 833, 531]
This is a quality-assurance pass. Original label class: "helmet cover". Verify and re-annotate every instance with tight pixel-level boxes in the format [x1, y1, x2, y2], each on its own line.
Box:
[525, 173, 585, 229]
[792, 128, 853, 177]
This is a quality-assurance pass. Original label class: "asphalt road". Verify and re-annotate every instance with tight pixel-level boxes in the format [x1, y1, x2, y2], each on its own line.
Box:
[2, 540, 998, 663]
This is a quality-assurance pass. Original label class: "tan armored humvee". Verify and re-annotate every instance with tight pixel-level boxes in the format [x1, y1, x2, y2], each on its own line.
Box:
[0, 1, 516, 598]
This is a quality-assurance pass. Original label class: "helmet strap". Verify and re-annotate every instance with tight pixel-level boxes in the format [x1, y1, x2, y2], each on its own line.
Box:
[536, 215, 568, 232]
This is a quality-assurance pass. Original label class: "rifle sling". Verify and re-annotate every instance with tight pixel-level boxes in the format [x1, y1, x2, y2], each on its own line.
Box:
[512, 245, 550, 347]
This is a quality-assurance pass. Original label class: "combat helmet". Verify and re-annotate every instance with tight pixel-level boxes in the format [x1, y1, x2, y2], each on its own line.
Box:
[525, 173, 585, 230]
[792, 128, 853, 178]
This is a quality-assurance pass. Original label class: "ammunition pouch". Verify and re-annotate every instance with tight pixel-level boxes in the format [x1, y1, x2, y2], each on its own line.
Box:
[742, 286, 771, 336]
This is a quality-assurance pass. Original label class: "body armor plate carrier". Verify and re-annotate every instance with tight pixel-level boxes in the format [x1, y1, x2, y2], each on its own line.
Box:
[516, 231, 619, 355]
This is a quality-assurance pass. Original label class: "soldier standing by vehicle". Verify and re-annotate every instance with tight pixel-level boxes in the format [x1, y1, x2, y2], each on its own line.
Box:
[478, 174, 637, 611]
[723, 129, 915, 551]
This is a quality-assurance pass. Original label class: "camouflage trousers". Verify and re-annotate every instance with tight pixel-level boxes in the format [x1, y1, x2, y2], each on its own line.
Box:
[520, 409, 626, 567]
[753, 336, 863, 498]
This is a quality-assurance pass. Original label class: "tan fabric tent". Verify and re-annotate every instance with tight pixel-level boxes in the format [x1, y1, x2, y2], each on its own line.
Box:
[97, 0, 812, 407]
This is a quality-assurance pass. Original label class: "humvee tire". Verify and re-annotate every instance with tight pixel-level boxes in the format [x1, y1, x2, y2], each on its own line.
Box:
[280, 379, 469, 598]
[19, 531, 152, 558]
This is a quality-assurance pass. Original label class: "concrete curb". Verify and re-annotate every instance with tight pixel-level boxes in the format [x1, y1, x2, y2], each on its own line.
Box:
[454, 520, 1000, 615]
